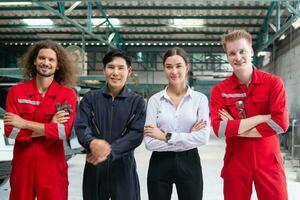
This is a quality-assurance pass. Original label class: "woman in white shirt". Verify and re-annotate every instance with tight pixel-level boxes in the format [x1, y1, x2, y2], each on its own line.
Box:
[144, 47, 210, 200]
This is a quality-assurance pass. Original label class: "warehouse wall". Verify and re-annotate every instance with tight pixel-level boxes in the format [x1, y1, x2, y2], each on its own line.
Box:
[262, 28, 300, 158]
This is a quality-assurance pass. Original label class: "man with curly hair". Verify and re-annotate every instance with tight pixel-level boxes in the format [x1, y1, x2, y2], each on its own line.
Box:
[4, 40, 78, 200]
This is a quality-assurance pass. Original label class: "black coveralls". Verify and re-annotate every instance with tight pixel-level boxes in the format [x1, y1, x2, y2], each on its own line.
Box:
[75, 85, 146, 200]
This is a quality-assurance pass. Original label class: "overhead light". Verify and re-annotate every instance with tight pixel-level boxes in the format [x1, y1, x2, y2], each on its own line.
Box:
[91, 18, 120, 26]
[65, 1, 81, 15]
[258, 51, 270, 56]
[0, 2, 32, 5]
[269, 23, 277, 32]
[22, 18, 53, 25]
[292, 18, 300, 30]
[108, 32, 116, 43]
[279, 34, 286, 41]
[37, 33, 71, 38]
[170, 19, 205, 28]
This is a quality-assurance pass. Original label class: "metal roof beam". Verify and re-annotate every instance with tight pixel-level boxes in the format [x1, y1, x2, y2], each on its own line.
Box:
[257, 1, 300, 52]
[256, 2, 276, 52]
[0, 38, 228, 43]
[257, 15, 298, 52]
[0, 15, 266, 20]
[0, 23, 262, 28]
[57, 1, 65, 15]
[31, 0, 114, 48]
[0, 31, 260, 35]
[0, 5, 270, 11]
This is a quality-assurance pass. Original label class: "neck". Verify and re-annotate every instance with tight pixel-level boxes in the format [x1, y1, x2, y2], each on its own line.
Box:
[108, 85, 122, 98]
[167, 83, 187, 96]
[235, 65, 253, 85]
[35, 75, 54, 94]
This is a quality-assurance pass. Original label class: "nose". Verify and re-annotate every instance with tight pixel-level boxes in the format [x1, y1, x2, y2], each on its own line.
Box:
[112, 68, 119, 75]
[170, 67, 177, 74]
[235, 53, 242, 61]
[42, 58, 50, 66]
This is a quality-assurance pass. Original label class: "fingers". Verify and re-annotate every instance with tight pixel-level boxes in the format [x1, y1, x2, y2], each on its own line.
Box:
[52, 111, 70, 123]
[86, 153, 109, 165]
[144, 125, 155, 135]
[190, 120, 207, 132]
[3, 112, 20, 125]
[218, 109, 233, 120]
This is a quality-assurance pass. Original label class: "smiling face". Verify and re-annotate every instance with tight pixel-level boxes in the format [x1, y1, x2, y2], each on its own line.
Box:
[103, 56, 132, 92]
[225, 38, 253, 73]
[34, 48, 58, 78]
[164, 55, 189, 86]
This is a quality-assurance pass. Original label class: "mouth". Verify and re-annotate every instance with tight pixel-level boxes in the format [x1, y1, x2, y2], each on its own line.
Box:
[39, 65, 51, 70]
[234, 62, 245, 66]
[110, 77, 121, 82]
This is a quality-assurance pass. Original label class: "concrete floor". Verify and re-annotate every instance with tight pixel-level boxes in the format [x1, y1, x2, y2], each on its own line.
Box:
[1, 133, 300, 200]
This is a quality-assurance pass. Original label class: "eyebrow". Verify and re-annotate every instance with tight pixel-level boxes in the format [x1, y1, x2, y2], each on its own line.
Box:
[165, 62, 183, 66]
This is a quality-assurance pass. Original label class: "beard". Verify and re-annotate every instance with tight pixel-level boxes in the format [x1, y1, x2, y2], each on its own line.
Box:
[36, 68, 56, 78]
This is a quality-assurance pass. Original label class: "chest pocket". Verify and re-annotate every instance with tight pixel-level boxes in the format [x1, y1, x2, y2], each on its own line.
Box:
[252, 95, 269, 114]
[43, 106, 57, 123]
[224, 98, 244, 119]
[17, 104, 36, 121]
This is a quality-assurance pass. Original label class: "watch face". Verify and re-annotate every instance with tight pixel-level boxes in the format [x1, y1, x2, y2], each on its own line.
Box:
[166, 133, 172, 142]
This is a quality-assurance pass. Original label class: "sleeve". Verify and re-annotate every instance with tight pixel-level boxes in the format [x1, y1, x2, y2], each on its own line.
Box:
[210, 86, 240, 138]
[110, 96, 146, 161]
[167, 95, 210, 150]
[44, 89, 77, 140]
[144, 94, 210, 152]
[4, 87, 32, 142]
[74, 92, 96, 150]
[256, 77, 289, 136]
[143, 94, 177, 151]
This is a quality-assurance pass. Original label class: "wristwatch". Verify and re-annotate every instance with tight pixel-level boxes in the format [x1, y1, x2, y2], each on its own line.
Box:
[165, 132, 172, 143]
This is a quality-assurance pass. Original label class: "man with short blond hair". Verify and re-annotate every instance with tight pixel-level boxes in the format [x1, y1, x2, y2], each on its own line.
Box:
[210, 30, 289, 200]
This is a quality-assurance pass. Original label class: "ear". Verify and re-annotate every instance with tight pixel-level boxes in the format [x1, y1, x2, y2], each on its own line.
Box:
[186, 64, 190, 73]
[128, 66, 132, 76]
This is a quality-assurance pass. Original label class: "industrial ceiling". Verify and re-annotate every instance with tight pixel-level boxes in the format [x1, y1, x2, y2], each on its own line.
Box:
[0, 0, 299, 52]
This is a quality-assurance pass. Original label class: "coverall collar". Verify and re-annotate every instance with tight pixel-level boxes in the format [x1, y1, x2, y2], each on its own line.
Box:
[230, 66, 263, 89]
[102, 84, 130, 98]
[28, 78, 60, 98]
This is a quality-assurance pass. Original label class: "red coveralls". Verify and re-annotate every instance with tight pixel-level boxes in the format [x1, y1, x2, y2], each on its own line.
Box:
[210, 67, 288, 200]
[4, 79, 77, 200]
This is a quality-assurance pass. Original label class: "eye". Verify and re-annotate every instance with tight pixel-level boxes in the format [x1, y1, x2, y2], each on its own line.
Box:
[228, 52, 235, 57]
[165, 65, 172, 69]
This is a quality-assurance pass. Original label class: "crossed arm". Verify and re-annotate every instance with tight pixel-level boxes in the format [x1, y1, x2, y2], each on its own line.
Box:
[218, 109, 270, 138]
[4, 110, 70, 137]
[144, 120, 207, 141]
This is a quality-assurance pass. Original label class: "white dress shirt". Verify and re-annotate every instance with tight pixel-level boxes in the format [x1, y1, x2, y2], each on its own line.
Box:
[144, 86, 210, 152]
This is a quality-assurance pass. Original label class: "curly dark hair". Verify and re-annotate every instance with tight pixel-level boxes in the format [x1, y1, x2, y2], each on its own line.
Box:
[19, 40, 79, 87]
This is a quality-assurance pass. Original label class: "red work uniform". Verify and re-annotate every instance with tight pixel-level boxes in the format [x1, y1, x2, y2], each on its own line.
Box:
[210, 67, 288, 200]
[4, 79, 77, 200]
